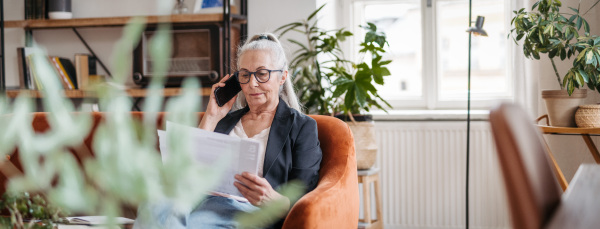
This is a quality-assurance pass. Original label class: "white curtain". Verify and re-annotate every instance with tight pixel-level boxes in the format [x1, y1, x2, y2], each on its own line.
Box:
[511, 0, 540, 117]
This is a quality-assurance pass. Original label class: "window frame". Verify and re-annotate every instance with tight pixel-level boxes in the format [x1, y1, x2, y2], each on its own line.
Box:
[342, 0, 515, 110]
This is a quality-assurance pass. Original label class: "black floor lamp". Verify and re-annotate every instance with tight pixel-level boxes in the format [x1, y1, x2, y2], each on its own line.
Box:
[0, 0, 5, 92]
[465, 1, 487, 227]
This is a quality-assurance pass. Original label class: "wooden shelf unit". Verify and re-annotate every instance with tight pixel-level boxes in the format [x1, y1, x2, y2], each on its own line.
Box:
[0, 0, 248, 105]
[5, 88, 211, 98]
[3, 14, 248, 29]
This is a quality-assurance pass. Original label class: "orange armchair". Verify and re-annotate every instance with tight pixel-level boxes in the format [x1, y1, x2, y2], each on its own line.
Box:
[283, 115, 359, 228]
[1, 112, 359, 228]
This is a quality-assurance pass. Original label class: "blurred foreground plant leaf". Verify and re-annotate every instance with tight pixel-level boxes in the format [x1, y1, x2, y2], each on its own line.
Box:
[0, 4, 306, 228]
[235, 181, 305, 228]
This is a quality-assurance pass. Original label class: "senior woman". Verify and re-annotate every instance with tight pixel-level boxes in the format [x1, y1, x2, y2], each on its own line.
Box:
[134, 33, 322, 229]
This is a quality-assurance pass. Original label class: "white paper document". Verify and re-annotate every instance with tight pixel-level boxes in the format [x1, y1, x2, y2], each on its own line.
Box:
[158, 121, 261, 201]
[61, 216, 134, 225]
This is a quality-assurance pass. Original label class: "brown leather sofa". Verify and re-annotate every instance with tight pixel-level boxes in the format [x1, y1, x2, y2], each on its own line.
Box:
[0, 112, 359, 228]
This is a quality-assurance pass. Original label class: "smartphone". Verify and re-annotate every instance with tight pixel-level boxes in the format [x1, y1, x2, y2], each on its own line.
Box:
[214, 73, 242, 107]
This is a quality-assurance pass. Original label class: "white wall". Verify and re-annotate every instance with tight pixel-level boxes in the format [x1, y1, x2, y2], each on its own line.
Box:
[3, 0, 318, 87]
[247, 0, 316, 64]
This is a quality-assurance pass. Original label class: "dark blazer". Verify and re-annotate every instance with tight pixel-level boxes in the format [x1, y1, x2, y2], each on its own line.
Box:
[214, 98, 323, 195]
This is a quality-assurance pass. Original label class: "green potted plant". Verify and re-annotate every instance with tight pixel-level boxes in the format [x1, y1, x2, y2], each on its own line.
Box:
[510, 0, 600, 127]
[0, 192, 67, 229]
[276, 4, 392, 169]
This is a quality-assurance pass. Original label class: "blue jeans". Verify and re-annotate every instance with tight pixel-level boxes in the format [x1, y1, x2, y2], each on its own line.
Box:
[133, 196, 259, 229]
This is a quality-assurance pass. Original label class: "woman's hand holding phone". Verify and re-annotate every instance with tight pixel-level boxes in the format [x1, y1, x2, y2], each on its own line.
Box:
[214, 72, 242, 107]
[198, 74, 240, 131]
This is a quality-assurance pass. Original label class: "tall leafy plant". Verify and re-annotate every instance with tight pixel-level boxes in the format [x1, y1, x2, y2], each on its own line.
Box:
[276, 4, 392, 116]
[510, 0, 600, 94]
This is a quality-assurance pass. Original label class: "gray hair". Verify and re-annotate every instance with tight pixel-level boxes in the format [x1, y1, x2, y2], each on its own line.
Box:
[232, 33, 302, 112]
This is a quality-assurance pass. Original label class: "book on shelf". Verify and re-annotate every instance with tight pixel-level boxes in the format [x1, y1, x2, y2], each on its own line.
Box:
[25, 54, 43, 90]
[33, 0, 46, 19]
[16, 47, 30, 89]
[17, 47, 38, 90]
[24, 0, 50, 20]
[49, 57, 75, 90]
[60, 57, 79, 89]
[18, 47, 80, 91]
[74, 54, 97, 90]
[24, 0, 35, 20]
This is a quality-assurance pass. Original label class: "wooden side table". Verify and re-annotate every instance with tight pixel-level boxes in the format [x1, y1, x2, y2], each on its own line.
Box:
[357, 168, 382, 229]
[538, 125, 600, 191]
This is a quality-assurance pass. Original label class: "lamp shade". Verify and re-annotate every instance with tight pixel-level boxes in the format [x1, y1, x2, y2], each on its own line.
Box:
[466, 16, 487, 36]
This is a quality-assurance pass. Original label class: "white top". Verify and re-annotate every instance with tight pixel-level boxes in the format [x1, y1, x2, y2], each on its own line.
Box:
[229, 119, 270, 177]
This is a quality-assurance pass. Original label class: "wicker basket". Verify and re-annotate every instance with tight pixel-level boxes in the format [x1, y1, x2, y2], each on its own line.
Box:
[575, 104, 600, 128]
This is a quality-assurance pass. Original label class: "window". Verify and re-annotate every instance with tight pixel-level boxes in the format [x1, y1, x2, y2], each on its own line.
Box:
[349, 0, 511, 110]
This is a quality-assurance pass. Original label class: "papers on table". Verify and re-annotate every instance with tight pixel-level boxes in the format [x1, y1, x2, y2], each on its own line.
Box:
[158, 121, 261, 201]
[60, 216, 134, 226]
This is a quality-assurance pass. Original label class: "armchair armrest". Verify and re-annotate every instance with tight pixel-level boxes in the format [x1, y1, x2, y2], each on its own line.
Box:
[283, 115, 359, 229]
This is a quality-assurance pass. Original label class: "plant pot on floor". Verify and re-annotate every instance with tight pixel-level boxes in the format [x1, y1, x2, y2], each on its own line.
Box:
[542, 89, 587, 127]
[336, 115, 377, 170]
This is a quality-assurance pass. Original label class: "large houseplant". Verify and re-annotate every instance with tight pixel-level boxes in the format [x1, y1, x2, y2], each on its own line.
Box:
[276, 4, 392, 169]
[510, 0, 600, 126]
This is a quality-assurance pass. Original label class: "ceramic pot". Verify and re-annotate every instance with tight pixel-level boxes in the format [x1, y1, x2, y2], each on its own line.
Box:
[337, 114, 377, 169]
[542, 89, 587, 127]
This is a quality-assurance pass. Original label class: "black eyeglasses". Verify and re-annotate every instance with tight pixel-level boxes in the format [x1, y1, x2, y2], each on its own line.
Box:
[236, 69, 283, 84]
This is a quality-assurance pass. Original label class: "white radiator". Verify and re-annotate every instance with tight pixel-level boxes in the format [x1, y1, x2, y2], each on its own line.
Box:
[369, 121, 511, 229]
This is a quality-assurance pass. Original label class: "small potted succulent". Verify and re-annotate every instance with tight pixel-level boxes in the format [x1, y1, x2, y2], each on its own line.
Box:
[277, 4, 392, 169]
[510, 0, 600, 127]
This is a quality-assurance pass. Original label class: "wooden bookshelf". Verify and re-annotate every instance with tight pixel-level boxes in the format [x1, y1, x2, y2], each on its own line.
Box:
[4, 14, 247, 29]
[4, 88, 211, 98]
